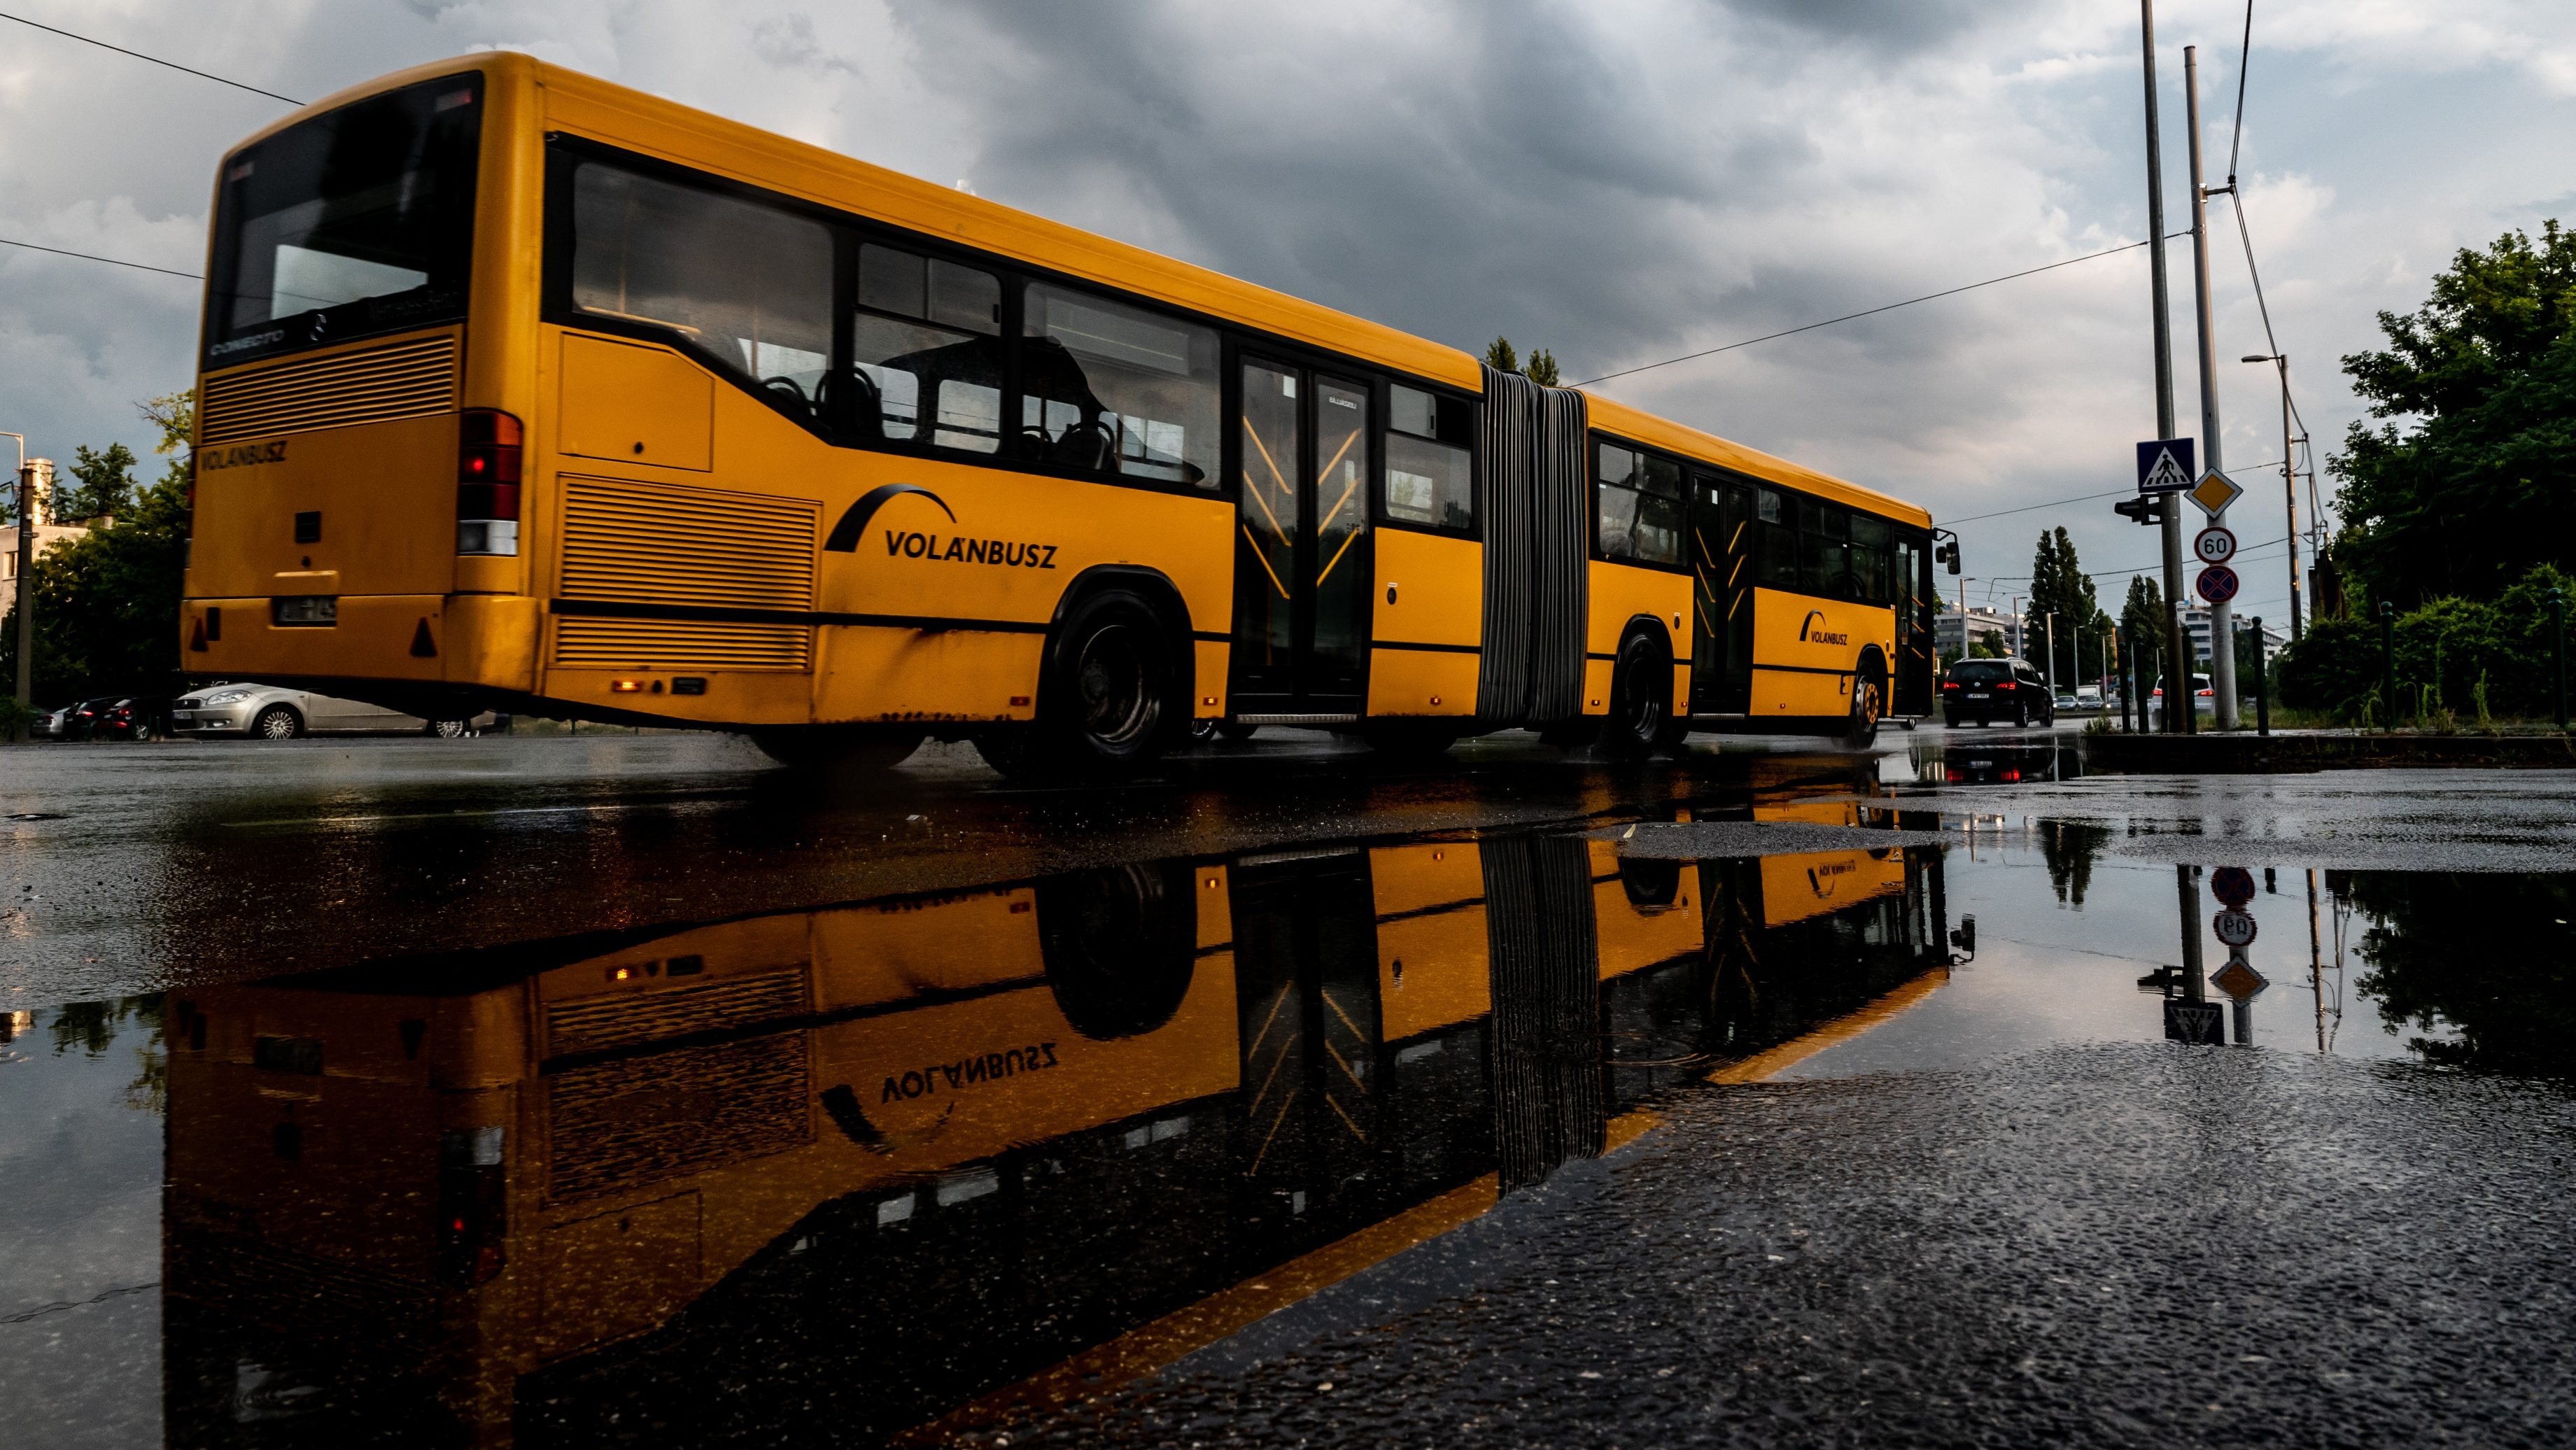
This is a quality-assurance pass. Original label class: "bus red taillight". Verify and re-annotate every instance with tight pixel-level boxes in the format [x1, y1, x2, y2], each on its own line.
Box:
[456, 409, 523, 556]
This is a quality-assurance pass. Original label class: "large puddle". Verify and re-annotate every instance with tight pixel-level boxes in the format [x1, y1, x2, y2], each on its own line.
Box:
[6, 743, 2566, 1446]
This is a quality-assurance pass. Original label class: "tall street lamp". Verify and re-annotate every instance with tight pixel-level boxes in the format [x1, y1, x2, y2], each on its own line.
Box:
[2243, 353, 2306, 642]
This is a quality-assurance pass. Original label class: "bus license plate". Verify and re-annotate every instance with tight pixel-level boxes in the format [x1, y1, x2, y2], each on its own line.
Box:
[273, 596, 339, 626]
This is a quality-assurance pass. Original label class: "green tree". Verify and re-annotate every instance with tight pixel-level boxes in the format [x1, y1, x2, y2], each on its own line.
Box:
[1484, 336, 1519, 374]
[2332, 220, 2576, 607]
[2027, 526, 2106, 684]
[57, 442, 139, 523]
[1525, 349, 1561, 386]
[2118, 574, 2166, 675]
[0, 390, 195, 704]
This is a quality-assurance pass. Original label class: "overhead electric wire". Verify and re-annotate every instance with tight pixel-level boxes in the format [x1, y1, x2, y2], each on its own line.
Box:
[1936, 459, 2286, 528]
[1570, 232, 2193, 387]
[0, 235, 198, 279]
[0, 10, 302, 105]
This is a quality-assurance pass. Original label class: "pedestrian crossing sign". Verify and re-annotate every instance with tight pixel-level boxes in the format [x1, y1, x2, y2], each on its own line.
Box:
[2190, 469, 2244, 517]
[2136, 438, 2195, 494]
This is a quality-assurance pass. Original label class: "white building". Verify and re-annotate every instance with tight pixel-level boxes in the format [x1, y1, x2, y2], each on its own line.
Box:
[2177, 607, 2289, 663]
[1936, 604, 2023, 658]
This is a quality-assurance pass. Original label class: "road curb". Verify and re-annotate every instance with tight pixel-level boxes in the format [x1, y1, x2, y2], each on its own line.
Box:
[2079, 731, 2576, 773]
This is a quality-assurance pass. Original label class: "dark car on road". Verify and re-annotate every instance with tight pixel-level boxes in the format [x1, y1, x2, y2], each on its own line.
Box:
[74, 697, 163, 741]
[1941, 657, 2055, 728]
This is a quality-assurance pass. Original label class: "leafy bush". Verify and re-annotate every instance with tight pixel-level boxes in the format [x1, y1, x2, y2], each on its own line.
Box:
[2277, 562, 2573, 720]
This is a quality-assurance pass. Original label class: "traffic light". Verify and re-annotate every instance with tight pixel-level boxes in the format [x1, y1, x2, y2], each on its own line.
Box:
[2113, 495, 2163, 526]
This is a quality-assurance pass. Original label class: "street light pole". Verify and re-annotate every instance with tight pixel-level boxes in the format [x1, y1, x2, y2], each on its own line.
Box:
[2186, 43, 2239, 730]
[2245, 353, 2303, 641]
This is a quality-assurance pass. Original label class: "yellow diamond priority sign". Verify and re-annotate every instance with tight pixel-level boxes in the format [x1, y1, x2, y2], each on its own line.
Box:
[2190, 468, 2244, 518]
[2211, 958, 2267, 1001]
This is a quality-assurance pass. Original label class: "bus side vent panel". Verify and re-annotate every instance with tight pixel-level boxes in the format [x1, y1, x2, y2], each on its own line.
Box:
[1528, 385, 1590, 720]
[544, 971, 810, 1058]
[1476, 365, 1539, 724]
[552, 475, 821, 672]
[199, 335, 460, 446]
[544, 1034, 812, 1204]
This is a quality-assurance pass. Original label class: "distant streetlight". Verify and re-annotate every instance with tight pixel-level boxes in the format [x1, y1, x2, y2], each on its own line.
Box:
[2242, 352, 2306, 642]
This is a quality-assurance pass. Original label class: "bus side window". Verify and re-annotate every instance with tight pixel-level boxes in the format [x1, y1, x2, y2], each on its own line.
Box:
[1020, 282, 1219, 488]
[1384, 384, 1472, 530]
[1799, 499, 1850, 598]
[1633, 454, 1684, 565]
[569, 160, 835, 421]
[1757, 488, 1799, 589]
[853, 244, 1004, 453]
[1850, 512, 1891, 603]
[1596, 443, 1639, 558]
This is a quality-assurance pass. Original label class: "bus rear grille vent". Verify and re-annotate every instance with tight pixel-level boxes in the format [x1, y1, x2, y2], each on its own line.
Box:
[559, 477, 819, 610]
[544, 1034, 810, 1202]
[551, 613, 811, 672]
[544, 970, 808, 1058]
[198, 335, 459, 446]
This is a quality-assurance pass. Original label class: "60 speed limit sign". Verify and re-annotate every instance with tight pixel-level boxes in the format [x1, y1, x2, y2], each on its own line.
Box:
[2195, 526, 2237, 564]
[2213, 909, 2258, 948]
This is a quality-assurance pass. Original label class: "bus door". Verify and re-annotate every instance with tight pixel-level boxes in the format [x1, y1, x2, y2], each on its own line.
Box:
[1233, 361, 1372, 714]
[1893, 530, 1936, 715]
[1228, 847, 1384, 1225]
[1689, 474, 1756, 715]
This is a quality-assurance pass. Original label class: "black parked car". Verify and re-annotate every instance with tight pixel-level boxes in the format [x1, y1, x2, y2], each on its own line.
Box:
[1940, 657, 2056, 728]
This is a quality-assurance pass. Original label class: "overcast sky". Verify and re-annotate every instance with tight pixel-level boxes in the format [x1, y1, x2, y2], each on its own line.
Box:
[5, 0, 2573, 621]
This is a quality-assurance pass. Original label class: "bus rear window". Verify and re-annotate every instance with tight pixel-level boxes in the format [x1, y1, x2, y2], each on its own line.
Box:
[204, 73, 482, 365]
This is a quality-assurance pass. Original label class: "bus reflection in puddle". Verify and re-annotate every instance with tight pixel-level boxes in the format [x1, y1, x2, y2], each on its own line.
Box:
[162, 826, 1950, 1445]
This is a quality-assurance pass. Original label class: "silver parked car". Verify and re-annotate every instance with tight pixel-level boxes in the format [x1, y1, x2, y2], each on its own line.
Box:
[171, 682, 497, 740]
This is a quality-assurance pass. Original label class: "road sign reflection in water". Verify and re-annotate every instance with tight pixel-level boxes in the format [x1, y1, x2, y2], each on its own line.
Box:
[2211, 959, 2268, 1001]
[2164, 999, 2225, 1043]
[2209, 867, 2256, 907]
[2213, 908, 2258, 948]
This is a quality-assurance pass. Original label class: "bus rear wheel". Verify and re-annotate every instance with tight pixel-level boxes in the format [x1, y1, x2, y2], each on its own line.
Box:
[978, 590, 1178, 780]
[1599, 632, 1677, 759]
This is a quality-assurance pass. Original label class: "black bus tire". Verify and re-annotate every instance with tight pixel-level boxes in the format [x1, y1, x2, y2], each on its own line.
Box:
[994, 589, 1180, 779]
[1600, 631, 1675, 759]
[1843, 661, 1886, 749]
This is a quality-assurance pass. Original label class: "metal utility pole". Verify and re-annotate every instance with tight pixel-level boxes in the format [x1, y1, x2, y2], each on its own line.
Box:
[2043, 612, 2058, 698]
[2244, 353, 2304, 640]
[2186, 43, 2239, 729]
[2141, 1, 2190, 735]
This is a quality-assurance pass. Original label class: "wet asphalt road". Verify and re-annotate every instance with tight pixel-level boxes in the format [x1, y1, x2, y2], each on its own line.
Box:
[10, 720, 2576, 1449]
[1055, 1043, 2576, 1449]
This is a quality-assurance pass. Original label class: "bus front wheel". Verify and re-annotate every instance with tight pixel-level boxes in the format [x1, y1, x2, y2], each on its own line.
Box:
[980, 589, 1178, 779]
[1844, 662, 1886, 749]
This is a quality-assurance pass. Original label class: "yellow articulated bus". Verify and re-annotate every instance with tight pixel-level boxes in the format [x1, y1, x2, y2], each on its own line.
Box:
[181, 53, 1941, 774]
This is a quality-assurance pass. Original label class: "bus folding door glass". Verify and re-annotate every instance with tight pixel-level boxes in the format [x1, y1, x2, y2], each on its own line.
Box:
[1633, 455, 1684, 565]
[1850, 513, 1891, 604]
[570, 162, 835, 421]
[1596, 444, 1639, 559]
[1799, 500, 1850, 598]
[1384, 384, 1472, 530]
[1020, 283, 1218, 488]
[852, 244, 1004, 452]
[1314, 379, 1372, 677]
[1756, 488, 1799, 589]
[209, 74, 481, 360]
[1239, 363, 1301, 668]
